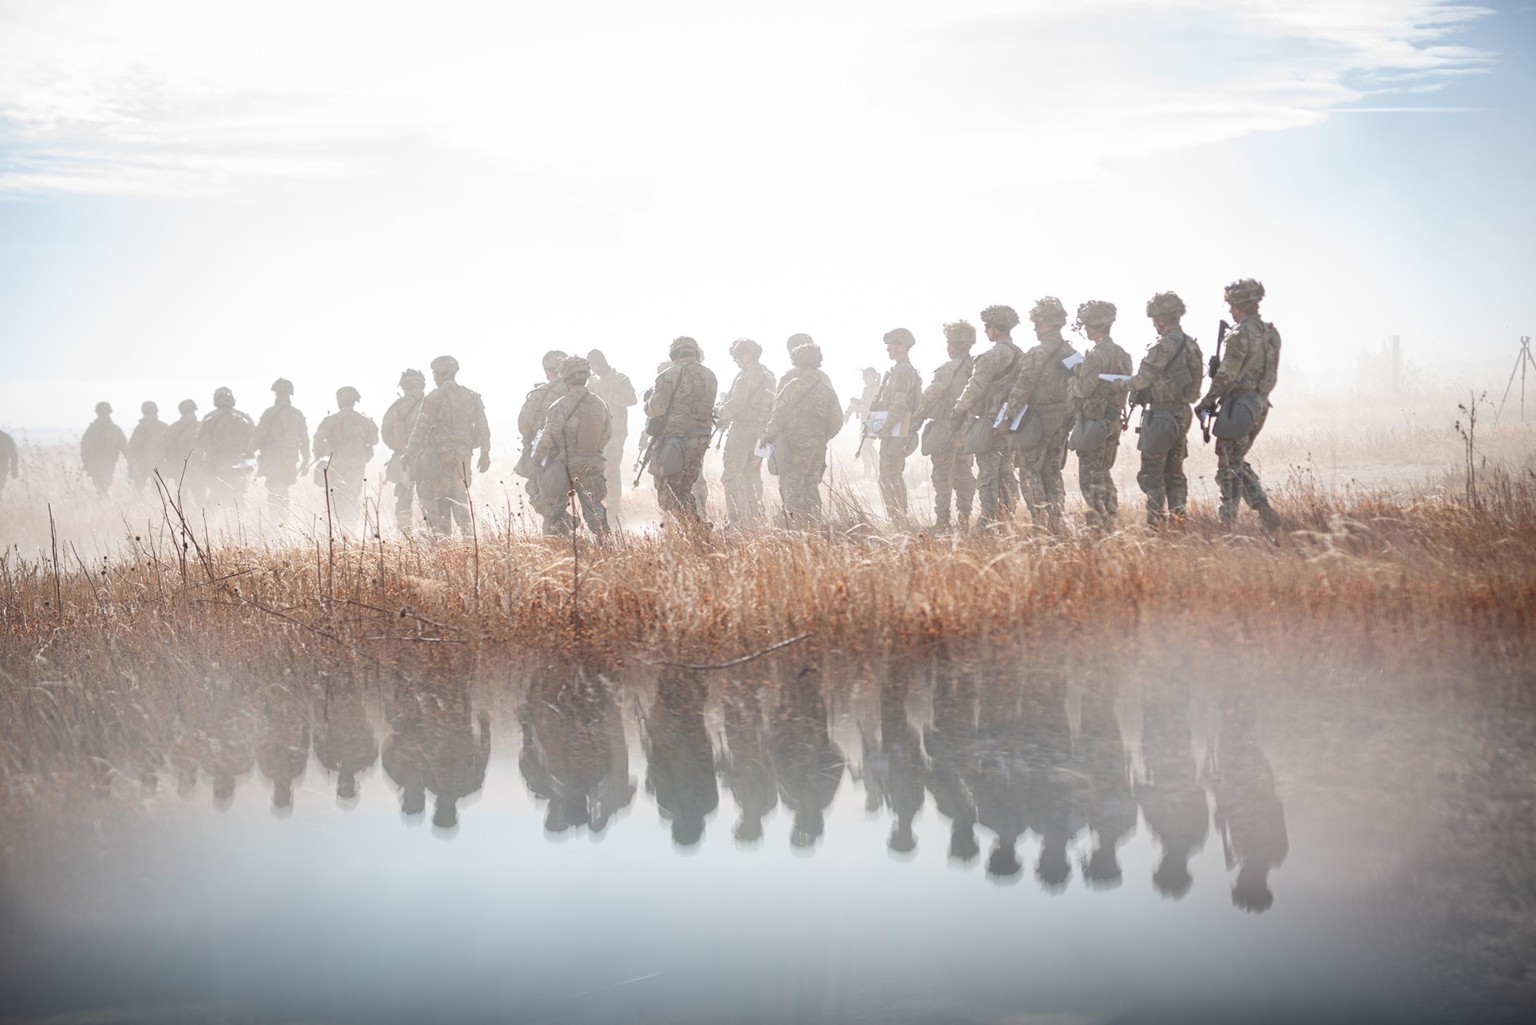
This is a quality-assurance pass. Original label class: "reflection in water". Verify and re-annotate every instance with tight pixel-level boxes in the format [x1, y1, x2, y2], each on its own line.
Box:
[772, 667, 846, 850]
[421, 676, 491, 834]
[383, 679, 430, 820]
[256, 680, 311, 815]
[519, 666, 636, 834]
[924, 662, 981, 863]
[861, 662, 928, 855]
[1138, 682, 1210, 899]
[718, 675, 778, 845]
[1079, 685, 1134, 888]
[642, 667, 718, 846]
[314, 673, 378, 807]
[1210, 696, 1290, 913]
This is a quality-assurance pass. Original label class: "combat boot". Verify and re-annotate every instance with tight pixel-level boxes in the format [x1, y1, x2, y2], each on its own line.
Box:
[1256, 500, 1282, 532]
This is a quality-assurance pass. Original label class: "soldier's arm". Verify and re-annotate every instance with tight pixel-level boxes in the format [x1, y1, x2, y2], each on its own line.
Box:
[645, 369, 678, 419]
[615, 373, 637, 407]
[952, 351, 996, 418]
[1128, 337, 1174, 393]
[472, 394, 491, 471]
[1073, 347, 1110, 404]
[1206, 324, 1254, 401]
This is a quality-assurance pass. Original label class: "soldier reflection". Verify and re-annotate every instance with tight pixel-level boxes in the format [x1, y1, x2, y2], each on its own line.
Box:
[773, 667, 846, 850]
[421, 679, 492, 835]
[643, 667, 718, 847]
[256, 680, 312, 816]
[314, 674, 379, 808]
[1137, 683, 1209, 900]
[519, 665, 636, 836]
[967, 670, 1028, 881]
[1078, 685, 1135, 889]
[924, 660, 981, 864]
[177, 681, 255, 811]
[383, 680, 430, 822]
[1022, 667, 1081, 892]
[718, 675, 778, 847]
[862, 662, 927, 856]
[1208, 697, 1288, 913]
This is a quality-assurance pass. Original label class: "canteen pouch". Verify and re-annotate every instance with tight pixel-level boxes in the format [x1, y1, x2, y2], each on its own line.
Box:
[513, 447, 536, 480]
[920, 419, 954, 456]
[1007, 411, 1045, 453]
[1213, 393, 1262, 440]
[1137, 408, 1181, 455]
[1066, 414, 1110, 452]
[535, 457, 569, 512]
[655, 437, 687, 477]
[412, 448, 443, 482]
[645, 415, 667, 438]
[962, 416, 995, 455]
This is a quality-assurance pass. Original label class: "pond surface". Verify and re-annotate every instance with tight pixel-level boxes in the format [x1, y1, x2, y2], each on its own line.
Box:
[1, 650, 1531, 1024]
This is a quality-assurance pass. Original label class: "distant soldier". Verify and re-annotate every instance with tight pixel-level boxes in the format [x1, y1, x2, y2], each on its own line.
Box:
[312, 387, 379, 530]
[952, 305, 1024, 529]
[844, 368, 881, 479]
[868, 328, 923, 523]
[0, 428, 18, 500]
[1128, 292, 1204, 526]
[1196, 278, 1282, 531]
[716, 338, 776, 528]
[250, 378, 310, 517]
[780, 332, 815, 389]
[644, 336, 717, 521]
[403, 355, 491, 537]
[80, 401, 127, 496]
[916, 320, 977, 530]
[160, 399, 201, 497]
[1068, 300, 1133, 528]
[763, 341, 843, 526]
[125, 400, 168, 492]
[381, 368, 427, 532]
[196, 387, 256, 505]
[587, 350, 637, 522]
[1004, 296, 1079, 532]
[534, 355, 613, 536]
[516, 350, 568, 519]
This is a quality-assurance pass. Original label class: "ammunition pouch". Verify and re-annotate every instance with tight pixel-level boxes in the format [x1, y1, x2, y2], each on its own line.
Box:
[1213, 392, 1263, 440]
[1066, 414, 1110, 452]
[534, 457, 569, 514]
[654, 437, 687, 477]
[962, 416, 996, 455]
[1136, 408, 1181, 455]
[1007, 410, 1046, 453]
[920, 418, 954, 456]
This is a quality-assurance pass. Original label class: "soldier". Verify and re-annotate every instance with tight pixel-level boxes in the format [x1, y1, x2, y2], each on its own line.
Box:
[780, 332, 814, 389]
[1003, 297, 1079, 532]
[587, 350, 637, 523]
[644, 336, 717, 521]
[403, 355, 491, 537]
[844, 368, 881, 479]
[952, 305, 1024, 529]
[1128, 292, 1204, 526]
[80, 401, 127, 496]
[0, 428, 17, 500]
[125, 401, 168, 492]
[313, 387, 379, 531]
[868, 328, 923, 524]
[516, 351, 569, 519]
[535, 355, 613, 536]
[160, 399, 201, 498]
[1068, 300, 1133, 528]
[916, 321, 977, 531]
[381, 369, 426, 532]
[196, 387, 256, 506]
[1196, 277, 1282, 530]
[763, 341, 843, 527]
[250, 378, 310, 518]
[716, 338, 777, 528]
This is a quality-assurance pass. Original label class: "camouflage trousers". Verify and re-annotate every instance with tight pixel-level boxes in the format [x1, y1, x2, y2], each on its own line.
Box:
[653, 434, 709, 521]
[721, 423, 766, 527]
[1076, 430, 1123, 527]
[974, 437, 1019, 528]
[776, 437, 828, 526]
[1015, 427, 1069, 531]
[322, 460, 368, 532]
[878, 436, 911, 521]
[205, 461, 248, 508]
[1215, 404, 1272, 524]
[929, 435, 975, 529]
[602, 435, 627, 525]
[392, 479, 416, 531]
[417, 451, 473, 536]
[548, 459, 610, 536]
[1138, 408, 1192, 525]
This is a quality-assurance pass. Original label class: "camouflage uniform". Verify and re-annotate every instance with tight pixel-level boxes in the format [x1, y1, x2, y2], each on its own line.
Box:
[80, 404, 127, 496]
[251, 382, 310, 513]
[764, 345, 843, 526]
[1070, 302, 1133, 527]
[195, 390, 255, 505]
[381, 371, 426, 531]
[916, 339, 976, 529]
[1005, 316, 1078, 532]
[871, 329, 923, 522]
[717, 341, 777, 527]
[1129, 294, 1204, 525]
[160, 401, 201, 496]
[845, 372, 881, 479]
[1198, 279, 1281, 528]
[535, 358, 614, 536]
[953, 306, 1024, 527]
[126, 403, 168, 492]
[313, 393, 379, 529]
[587, 352, 637, 523]
[517, 352, 567, 518]
[644, 340, 718, 520]
[404, 358, 491, 537]
[0, 429, 17, 500]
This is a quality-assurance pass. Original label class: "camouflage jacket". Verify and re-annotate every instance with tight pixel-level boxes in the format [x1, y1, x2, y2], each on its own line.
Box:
[381, 393, 424, 453]
[645, 357, 718, 438]
[953, 339, 1023, 421]
[313, 409, 379, 468]
[518, 381, 561, 446]
[80, 418, 126, 471]
[196, 408, 255, 463]
[917, 354, 975, 423]
[871, 359, 923, 438]
[1130, 326, 1204, 407]
[766, 367, 842, 443]
[538, 386, 613, 464]
[161, 415, 200, 470]
[127, 417, 168, 469]
[0, 430, 15, 477]
[405, 381, 490, 460]
[252, 403, 310, 467]
[1206, 316, 1281, 402]
[1071, 338, 1133, 421]
[1006, 334, 1079, 420]
[590, 370, 637, 437]
[718, 363, 777, 429]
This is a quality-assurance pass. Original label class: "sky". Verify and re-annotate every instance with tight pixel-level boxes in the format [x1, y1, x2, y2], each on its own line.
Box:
[1, 0, 1532, 433]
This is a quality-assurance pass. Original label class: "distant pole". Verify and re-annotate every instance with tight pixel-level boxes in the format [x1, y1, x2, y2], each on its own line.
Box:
[1497, 336, 1535, 423]
[1389, 335, 1401, 395]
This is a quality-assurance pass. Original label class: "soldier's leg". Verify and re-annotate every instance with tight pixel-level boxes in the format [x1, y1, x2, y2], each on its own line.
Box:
[1165, 434, 1190, 519]
[878, 437, 908, 521]
[1077, 446, 1108, 527]
[744, 452, 765, 524]
[800, 441, 827, 523]
[445, 465, 472, 537]
[974, 445, 1003, 526]
[930, 451, 953, 528]
[394, 481, 414, 532]
[572, 466, 610, 535]
[721, 430, 751, 526]
[1213, 439, 1243, 524]
[604, 438, 626, 523]
[1016, 445, 1046, 526]
[1138, 448, 1167, 526]
[955, 448, 976, 525]
[1101, 432, 1122, 523]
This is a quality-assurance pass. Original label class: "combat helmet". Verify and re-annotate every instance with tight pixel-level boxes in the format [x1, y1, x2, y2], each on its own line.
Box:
[541, 350, 568, 375]
[336, 386, 360, 404]
[1224, 277, 1265, 307]
[178, 398, 198, 414]
[979, 305, 1020, 332]
[669, 336, 701, 360]
[141, 400, 158, 415]
[270, 378, 294, 395]
[1145, 291, 1186, 319]
[1028, 296, 1068, 328]
[791, 342, 824, 368]
[883, 327, 916, 349]
[729, 338, 762, 359]
[399, 368, 425, 388]
[430, 355, 460, 376]
[1075, 300, 1118, 332]
[943, 320, 977, 345]
[94, 401, 112, 415]
[557, 355, 591, 383]
[212, 387, 235, 408]
[786, 332, 814, 351]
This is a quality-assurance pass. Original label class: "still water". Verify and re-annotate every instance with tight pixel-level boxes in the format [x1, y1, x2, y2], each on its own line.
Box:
[1, 651, 1531, 1024]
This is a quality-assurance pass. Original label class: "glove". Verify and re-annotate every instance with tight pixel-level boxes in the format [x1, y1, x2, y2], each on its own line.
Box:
[476, 451, 491, 473]
[1194, 397, 1216, 418]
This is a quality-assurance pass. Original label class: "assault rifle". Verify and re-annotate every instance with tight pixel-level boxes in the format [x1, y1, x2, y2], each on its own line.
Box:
[1197, 319, 1232, 444]
[633, 431, 659, 488]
